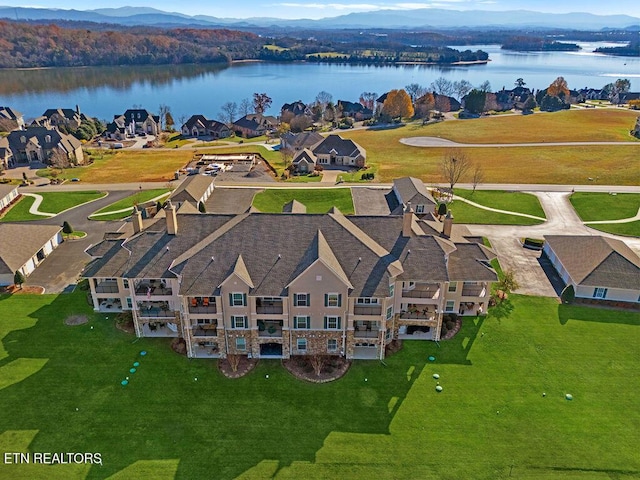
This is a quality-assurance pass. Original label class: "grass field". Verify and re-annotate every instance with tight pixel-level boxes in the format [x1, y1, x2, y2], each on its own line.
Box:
[587, 221, 640, 237]
[340, 110, 640, 185]
[36, 191, 106, 214]
[454, 189, 546, 218]
[252, 188, 354, 214]
[448, 200, 544, 225]
[89, 189, 170, 220]
[0, 196, 41, 222]
[0, 292, 639, 479]
[569, 192, 640, 221]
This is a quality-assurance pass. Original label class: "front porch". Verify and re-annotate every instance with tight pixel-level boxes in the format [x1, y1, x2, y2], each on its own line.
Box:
[398, 325, 433, 340]
[141, 322, 179, 337]
[353, 344, 379, 360]
[191, 342, 220, 358]
[97, 298, 122, 313]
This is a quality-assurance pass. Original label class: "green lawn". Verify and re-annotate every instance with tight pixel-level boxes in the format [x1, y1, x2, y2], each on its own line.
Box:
[570, 192, 640, 221]
[89, 189, 171, 220]
[454, 189, 546, 219]
[37, 191, 106, 214]
[587, 221, 640, 237]
[0, 196, 42, 222]
[448, 200, 544, 225]
[0, 293, 639, 479]
[252, 188, 355, 214]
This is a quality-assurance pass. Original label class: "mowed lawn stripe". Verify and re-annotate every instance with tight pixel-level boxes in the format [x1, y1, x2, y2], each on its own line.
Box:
[454, 189, 546, 218]
[91, 189, 171, 216]
[570, 192, 640, 221]
[36, 191, 106, 214]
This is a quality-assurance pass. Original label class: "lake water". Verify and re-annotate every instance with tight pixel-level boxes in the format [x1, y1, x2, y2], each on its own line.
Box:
[0, 42, 637, 122]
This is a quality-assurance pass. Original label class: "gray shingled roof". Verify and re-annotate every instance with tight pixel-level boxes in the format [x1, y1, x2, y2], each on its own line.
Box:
[282, 131, 323, 150]
[0, 184, 17, 200]
[170, 175, 214, 204]
[545, 235, 640, 290]
[447, 243, 497, 281]
[393, 177, 436, 208]
[282, 199, 306, 213]
[312, 134, 365, 159]
[0, 224, 62, 274]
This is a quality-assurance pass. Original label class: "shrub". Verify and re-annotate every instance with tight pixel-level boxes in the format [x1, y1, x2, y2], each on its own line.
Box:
[446, 320, 456, 331]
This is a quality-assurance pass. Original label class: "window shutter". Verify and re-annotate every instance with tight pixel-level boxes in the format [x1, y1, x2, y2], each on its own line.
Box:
[337, 294, 342, 307]
[324, 316, 328, 329]
[229, 293, 233, 304]
[337, 317, 341, 329]
[603, 288, 608, 299]
[293, 295, 298, 307]
[324, 294, 328, 306]
[306, 294, 310, 306]
[307, 316, 311, 329]
[243, 293, 247, 306]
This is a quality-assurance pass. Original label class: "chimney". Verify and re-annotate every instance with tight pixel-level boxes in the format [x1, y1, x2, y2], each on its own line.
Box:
[166, 201, 178, 235]
[443, 210, 454, 238]
[75, 104, 80, 116]
[402, 202, 414, 237]
[132, 205, 143, 234]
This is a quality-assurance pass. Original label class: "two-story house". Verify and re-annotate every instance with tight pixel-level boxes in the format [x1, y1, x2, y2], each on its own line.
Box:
[83, 199, 496, 361]
[0, 126, 84, 167]
[180, 115, 231, 139]
[232, 114, 278, 138]
[291, 134, 366, 173]
[106, 109, 160, 139]
[32, 106, 88, 130]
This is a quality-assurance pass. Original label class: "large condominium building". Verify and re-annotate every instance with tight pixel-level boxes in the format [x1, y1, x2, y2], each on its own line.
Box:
[84, 199, 496, 360]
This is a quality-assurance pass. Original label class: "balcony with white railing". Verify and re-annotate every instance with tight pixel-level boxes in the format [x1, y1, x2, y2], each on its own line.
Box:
[258, 320, 283, 338]
[401, 283, 440, 300]
[256, 298, 284, 315]
[461, 283, 488, 298]
[94, 280, 119, 294]
[137, 301, 175, 318]
[354, 321, 380, 338]
[134, 279, 173, 297]
[188, 297, 217, 314]
[353, 304, 382, 316]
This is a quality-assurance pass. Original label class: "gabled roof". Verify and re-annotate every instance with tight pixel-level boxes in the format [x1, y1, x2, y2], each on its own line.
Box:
[233, 114, 277, 131]
[0, 224, 62, 274]
[282, 199, 306, 213]
[393, 177, 436, 208]
[545, 235, 640, 290]
[170, 175, 214, 204]
[182, 115, 208, 130]
[281, 131, 323, 150]
[0, 106, 22, 121]
[292, 148, 316, 165]
[447, 243, 497, 281]
[123, 109, 158, 123]
[0, 184, 18, 200]
[312, 134, 365, 159]
[224, 254, 254, 288]
[4, 126, 80, 155]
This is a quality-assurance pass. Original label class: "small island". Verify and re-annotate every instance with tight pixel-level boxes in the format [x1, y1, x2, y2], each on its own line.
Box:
[501, 39, 581, 52]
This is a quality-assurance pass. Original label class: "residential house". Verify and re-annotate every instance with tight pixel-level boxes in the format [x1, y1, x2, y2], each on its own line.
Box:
[0, 224, 63, 285]
[280, 131, 323, 151]
[232, 114, 278, 138]
[106, 109, 160, 139]
[544, 235, 640, 308]
[32, 106, 88, 130]
[83, 201, 496, 360]
[337, 100, 373, 121]
[281, 101, 313, 118]
[390, 176, 437, 216]
[169, 175, 215, 208]
[0, 184, 19, 213]
[0, 126, 84, 167]
[180, 115, 231, 139]
[0, 107, 24, 130]
[291, 134, 366, 173]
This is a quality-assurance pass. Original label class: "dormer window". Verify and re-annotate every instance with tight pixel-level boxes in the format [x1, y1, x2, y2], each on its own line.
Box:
[44, 135, 51, 143]
[20, 136, 26, 143]
[137, 113, 141, 119]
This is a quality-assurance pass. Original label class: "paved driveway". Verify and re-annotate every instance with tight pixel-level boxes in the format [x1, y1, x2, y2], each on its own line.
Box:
[22, 190, 134, 293]
[351, 187, 392, 215]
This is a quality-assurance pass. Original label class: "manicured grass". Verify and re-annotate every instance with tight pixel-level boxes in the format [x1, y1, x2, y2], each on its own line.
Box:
[286, 174, 323, 183]
[454, 189, 546, 218]
[0, 196, 42, 222]
[37, 191, 106, 214]
[252, 188, 354, 214]
[1, 293, 639, 479]
[588, 221, 640, 237]
[162, 133, 194, 148]
[570, 192, 640, 221]
[340, 116, 640, 185]
[90, 189, 170, 220]
[448, 199, 544, 225]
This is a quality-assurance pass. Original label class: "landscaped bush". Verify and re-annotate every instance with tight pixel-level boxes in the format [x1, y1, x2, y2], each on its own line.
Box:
[360, 172, 374, 180]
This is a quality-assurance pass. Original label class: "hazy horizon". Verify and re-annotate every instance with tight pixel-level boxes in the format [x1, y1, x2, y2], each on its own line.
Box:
[11, 1, 640, 20]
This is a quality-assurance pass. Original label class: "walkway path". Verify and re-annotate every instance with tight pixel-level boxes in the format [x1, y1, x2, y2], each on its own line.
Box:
[584, 207, 640, 224]
[400, 136, 640, 148]
[88, 192, 171, 218]
[452, 194, 546, 221]
[22, 193, 56, 217]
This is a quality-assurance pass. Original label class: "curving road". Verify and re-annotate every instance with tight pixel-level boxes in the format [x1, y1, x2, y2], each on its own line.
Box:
[400, 136, 640, 148]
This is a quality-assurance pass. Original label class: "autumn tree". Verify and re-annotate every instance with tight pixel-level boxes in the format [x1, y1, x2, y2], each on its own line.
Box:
[382, 89, 414, 120]
[415, 92, 435, 119]
[359, 92, 377, 111]
[165, 112, 175, 131]
[434, 95, 451, 113]
[280, 147, 294, 170]
[547, 76, 569, 98]
[405, 83, 426, 103]
[441, 149, 471, 191]
[496, 270, 519, 302]
[253, 93, 272, 114]
[219, 101, 238, 125]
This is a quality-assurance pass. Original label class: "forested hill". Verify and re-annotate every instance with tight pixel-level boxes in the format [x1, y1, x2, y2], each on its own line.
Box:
[0, 21, 262, 67]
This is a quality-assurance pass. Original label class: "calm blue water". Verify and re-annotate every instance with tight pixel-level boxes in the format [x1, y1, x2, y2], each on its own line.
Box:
[0, 42, 637, 121]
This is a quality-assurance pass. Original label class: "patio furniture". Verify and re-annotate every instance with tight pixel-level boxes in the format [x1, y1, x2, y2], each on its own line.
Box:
[203, 298, 209, 307]
[191, 298, 198, 307]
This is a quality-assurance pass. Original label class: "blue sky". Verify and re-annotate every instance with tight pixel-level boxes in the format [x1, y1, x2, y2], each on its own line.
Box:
[16, 1, 640, 19]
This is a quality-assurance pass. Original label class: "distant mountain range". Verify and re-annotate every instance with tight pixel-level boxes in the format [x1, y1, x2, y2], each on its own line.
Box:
[0, 6, 639, 30]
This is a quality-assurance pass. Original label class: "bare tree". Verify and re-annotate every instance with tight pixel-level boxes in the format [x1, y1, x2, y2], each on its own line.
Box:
[405, 83, 426, 103]
[280, 147, 294, 171]
[478, 80, 492, 93]
[359, 92, 377, 111]
[253, 93, 272, 115]
[239, 98, 252, 116]
[227, 354, 241, 372]
[430, 77, 454, 96]
[49, 147, 71, 170]
[158, 104, 170, 131]
[442, 149, 471, 191]
[219, 101, 238, 125]
[315, 91, 333, 109]
[471, 163, 485, 193]
[453, 80, 473, 100]
[310, 354, 329, 377]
